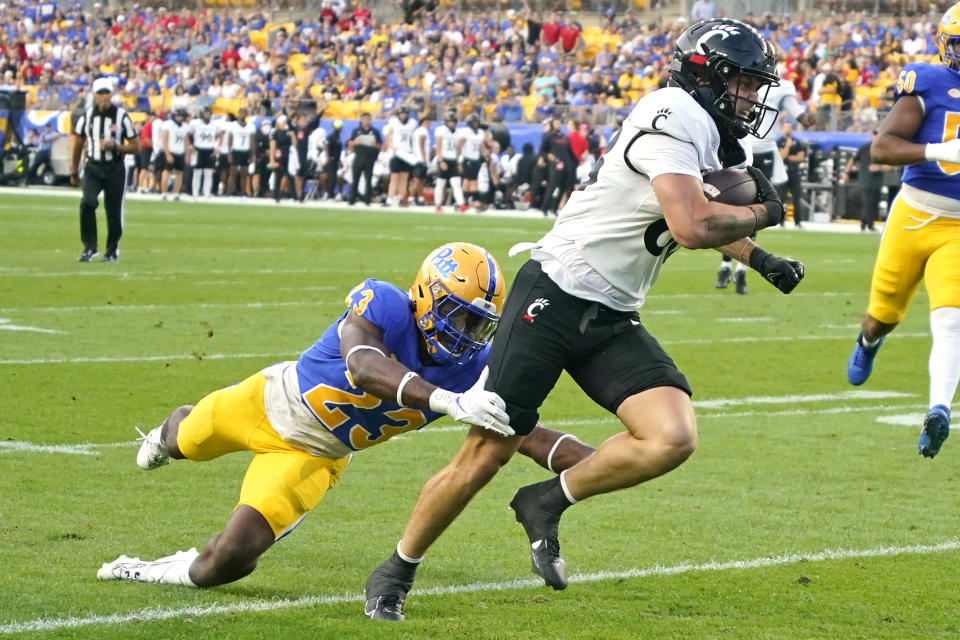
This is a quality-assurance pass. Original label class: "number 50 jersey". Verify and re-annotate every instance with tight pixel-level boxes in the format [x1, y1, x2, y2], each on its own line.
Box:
[262, 279, 489, 458]
[896, 62, 960, 201]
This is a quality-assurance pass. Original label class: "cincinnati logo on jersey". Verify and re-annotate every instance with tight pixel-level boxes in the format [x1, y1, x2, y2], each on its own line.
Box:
[652, 108, 672, 130]
[523, 298, 550, 323]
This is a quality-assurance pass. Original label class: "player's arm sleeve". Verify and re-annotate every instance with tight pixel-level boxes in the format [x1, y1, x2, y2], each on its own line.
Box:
[625, 133, 702, 181]
[779, 94, 807, 120]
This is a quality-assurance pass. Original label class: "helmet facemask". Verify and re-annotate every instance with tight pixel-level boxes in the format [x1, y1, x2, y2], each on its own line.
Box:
[419, 280, 499, 365]
[411, 243, 504, 366]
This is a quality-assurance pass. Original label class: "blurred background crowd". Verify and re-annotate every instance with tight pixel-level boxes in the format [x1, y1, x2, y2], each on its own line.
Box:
[0, 0, 947, 216]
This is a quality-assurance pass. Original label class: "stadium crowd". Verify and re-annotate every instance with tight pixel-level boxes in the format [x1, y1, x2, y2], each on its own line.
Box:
[0, 0, 955, 209]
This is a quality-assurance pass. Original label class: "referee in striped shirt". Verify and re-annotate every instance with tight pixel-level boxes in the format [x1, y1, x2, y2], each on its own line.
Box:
[70, 77, 139, 262]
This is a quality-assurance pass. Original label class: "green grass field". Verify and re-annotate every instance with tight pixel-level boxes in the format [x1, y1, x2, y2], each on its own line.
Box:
[3, 194, 960, 639]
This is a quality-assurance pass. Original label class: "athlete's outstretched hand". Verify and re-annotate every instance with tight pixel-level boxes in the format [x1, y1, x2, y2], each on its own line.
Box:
[429, 367, 514, 436]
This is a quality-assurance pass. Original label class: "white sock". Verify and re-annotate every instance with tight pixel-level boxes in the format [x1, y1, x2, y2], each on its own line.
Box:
[203, 169, 214, 197]
[192, 171, 202, 197]
[396, 541, 423, 564]
[734, 262, 746, 273]
[860, 334, 881, 348]
[451, 177, 465, 206]
[558, 470, 578, 504]
[435, 178, 446, 206]
[719, 259, 731, 270]
[929, 306, 960, 409]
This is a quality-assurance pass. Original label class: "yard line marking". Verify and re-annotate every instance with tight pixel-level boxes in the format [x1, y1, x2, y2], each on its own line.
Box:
[876, 414, 924, 426]
[0, 301, 332, 314]
[0, 334, 933, 367]
[0, 441, 97, 455]
[0, 352, 300, 365]
[0, 318, 65, 334]
[694, 390, 912, 409]
[0, 266, 406, 279]
[2, 538, 957, 634]
[716, 317, 774, 323]
[6, 401, 923, 456]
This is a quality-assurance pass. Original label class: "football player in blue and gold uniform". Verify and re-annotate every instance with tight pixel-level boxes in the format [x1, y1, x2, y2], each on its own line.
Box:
[97, 243, 593, 589]
[848, 2, 960, 458]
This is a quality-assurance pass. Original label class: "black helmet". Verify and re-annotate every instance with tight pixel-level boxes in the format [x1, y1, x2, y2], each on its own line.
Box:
[669, 19, 779, 139]
[444, 111, 457, 123]
[465, 113, 480, 127]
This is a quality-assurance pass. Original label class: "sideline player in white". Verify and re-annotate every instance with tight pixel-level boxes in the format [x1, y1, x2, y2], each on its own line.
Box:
[228, 108, 257, 197]
[434, 111, 466, 212]
[409, 116, 430, 205]
[161, 109, 189, 201]
[384, 105, 418, 206]
[457, 113, 488, 209]
[716, 62, 815, 293]
[188, 106, 218, 198]
[364, 19, 806, 621]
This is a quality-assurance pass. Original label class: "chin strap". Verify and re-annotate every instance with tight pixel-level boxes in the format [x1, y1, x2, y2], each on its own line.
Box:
[718, 134, 746, 168]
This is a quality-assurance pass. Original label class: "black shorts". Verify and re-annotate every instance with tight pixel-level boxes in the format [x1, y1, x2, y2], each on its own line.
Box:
[232, 150, 250, 167]
[410, 162, 427, 180]
[297, 155, 313, 178]
[390, 156, 413, 174]
[138, 148, 152, 171]
[167, 153, 185, 172]
[438, 158, 460, 179]
[485, 260, 691, 435]
[194, 148, 215, 169]
[462, 158, 482, 180]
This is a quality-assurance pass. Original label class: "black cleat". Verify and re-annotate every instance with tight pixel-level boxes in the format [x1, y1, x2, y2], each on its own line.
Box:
[714, 266, 732, 289]
[364, 553, 416, 621]
[510, 484, 568, 590]
[102, 250, 118, 263]
[77, 248, 99, 262]
[735, 270, 747, 295]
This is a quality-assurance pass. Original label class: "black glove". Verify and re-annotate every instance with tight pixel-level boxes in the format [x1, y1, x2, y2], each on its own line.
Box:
[745, 165, 785, 227]
[749, 248, 805, 294]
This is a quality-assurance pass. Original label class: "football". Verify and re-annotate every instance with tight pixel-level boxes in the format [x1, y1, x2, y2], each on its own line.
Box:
[701, 169, 758, 206]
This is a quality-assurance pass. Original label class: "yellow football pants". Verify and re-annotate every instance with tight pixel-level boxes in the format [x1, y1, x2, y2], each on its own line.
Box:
[176, 371, 351, 538]
[867, 196, 960, 324]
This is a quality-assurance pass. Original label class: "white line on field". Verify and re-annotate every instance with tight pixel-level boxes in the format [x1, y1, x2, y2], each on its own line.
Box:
[0, 333, 932, 367]
[693, 390, 912, 409]
[2, 538, 957, 634]
[0, 300, 332, 314]
[0, 318, 64, 333]
[3, 398, 921, 456]
[0, 441, 97, 455]
[716, 317, 774, 323]
[0, 352, 300, 365]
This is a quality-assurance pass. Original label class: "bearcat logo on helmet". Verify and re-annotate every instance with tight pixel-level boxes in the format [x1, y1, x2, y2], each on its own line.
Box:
[695, 23, 741, 54]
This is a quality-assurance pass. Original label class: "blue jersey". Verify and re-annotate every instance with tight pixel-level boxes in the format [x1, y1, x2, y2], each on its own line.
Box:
[294, 279, 489, 451]
[896, 62, 960, 199]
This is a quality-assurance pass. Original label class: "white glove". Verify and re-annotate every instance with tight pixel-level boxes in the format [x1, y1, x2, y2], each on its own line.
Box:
[429, 366, 514, 436]
[925, 138, 960, 163]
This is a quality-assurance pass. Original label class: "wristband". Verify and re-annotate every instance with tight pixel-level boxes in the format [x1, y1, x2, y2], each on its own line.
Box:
[748, 247, 773, 273]
[428, 387, 455, 414]
[746, 205, 761, 234]
[924, 141, 959, 163]
[396, 371, 419, 407]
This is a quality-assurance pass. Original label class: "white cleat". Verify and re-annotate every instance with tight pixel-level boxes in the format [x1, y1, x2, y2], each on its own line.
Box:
[135, 425, 169, 470]
[97, 549, 199, 585]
